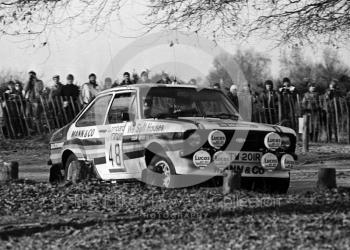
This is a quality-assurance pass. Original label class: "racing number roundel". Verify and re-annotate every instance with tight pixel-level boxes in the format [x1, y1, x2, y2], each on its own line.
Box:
[208, 130, 226, 149]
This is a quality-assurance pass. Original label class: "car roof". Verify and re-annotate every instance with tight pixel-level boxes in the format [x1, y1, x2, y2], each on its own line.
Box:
[98, 83, 214, 95]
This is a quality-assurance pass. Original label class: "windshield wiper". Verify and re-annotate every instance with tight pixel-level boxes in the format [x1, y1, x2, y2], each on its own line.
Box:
[152, 113, 179, 119]
[205, 113, 239, 120]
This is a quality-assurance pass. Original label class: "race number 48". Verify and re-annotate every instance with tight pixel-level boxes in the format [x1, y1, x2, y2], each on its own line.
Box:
[109, 143, 121, 166]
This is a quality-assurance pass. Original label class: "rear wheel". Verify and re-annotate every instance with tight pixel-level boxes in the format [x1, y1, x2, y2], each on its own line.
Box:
[49, 164, 64, 184]
[64, 154, 77, 181]
[148, 155, 176, 187]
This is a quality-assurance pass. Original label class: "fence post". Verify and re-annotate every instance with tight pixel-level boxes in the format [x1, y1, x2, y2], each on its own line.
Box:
[18, 95, 30, 136]
[60, 96, 69, 125]
[302, 114, 309, 153]
[40, 96, 51, 133]
[2, 94, 16, 139]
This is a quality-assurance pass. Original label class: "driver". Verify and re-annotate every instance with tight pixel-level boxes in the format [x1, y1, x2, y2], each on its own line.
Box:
[143, 98, 153, 118]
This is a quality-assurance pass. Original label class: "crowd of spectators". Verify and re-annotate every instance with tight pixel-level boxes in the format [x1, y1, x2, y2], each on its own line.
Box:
[0, 69, 348, 140]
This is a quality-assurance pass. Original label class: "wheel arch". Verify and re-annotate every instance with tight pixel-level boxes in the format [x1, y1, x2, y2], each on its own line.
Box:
[62, 150, 75, 167]
[144, 142, 168, 166]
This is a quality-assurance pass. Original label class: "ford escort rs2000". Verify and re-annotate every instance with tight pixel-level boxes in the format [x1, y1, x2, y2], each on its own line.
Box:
[48, 84, 297, 192]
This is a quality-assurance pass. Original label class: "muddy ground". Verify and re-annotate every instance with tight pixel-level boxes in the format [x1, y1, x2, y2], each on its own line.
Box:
[1, 139, 350, 248]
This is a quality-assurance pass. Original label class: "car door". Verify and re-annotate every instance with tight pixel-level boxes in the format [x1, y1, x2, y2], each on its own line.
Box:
[105, 90, 140, 176]
[67, 94, 113, 173]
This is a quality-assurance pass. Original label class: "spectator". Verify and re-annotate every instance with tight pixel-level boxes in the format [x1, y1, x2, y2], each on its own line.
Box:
[302, 83, 320, 141]
[120, 72, 133, 85]
[14, 81, 23, 98]
[81, 73, 99, 107]
[324, 79, 341, 142]
[259, 80, 279, 124]
[156, 72, 171, 84]
[227, 84, 239, 109]
[212, 83, 221, 89]
[24, 71, 44, 132]
[61, 74, 80, 121]
[104, 77, 112, 89]
[138, 71, 151, 84]
[49, 75, 63, 102]
[111, 80, 119, 88]
[278, 77, 298, 128]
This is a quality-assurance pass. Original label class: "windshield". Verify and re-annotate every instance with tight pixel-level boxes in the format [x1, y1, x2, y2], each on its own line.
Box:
[141, 87, 240, 119]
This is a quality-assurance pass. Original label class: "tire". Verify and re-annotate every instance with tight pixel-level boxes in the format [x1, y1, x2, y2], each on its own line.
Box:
[49, 164, 64, 184]
[64, 154, 77, 181]
[148, 154, 176, 187]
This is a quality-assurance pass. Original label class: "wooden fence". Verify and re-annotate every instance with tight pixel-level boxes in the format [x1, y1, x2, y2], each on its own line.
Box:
[0, 94, 82, 139]
[1, 92, 349, 144]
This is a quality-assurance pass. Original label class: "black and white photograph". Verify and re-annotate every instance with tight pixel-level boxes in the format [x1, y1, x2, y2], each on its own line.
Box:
[1, 0, 350, 249]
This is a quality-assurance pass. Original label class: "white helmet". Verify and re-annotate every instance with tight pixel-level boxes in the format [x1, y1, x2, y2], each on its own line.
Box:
[230, 85, 238, 92]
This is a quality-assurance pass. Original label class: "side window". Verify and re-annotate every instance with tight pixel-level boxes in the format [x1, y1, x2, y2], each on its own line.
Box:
[107, 92, 137, 124]
[76, 95, 112, 127]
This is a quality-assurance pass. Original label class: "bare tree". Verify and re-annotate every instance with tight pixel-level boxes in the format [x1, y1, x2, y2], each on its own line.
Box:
[0, 0, 349, 44]
[0, 0, 124, 39]
[146, 0, 350, 44]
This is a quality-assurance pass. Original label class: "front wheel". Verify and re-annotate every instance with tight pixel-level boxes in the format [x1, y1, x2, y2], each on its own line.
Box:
[148, 155, 176, 188]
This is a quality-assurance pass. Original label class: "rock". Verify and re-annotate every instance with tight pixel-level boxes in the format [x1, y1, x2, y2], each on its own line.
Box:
[317, 168, 337, 189]
[0, 161, 19, 182]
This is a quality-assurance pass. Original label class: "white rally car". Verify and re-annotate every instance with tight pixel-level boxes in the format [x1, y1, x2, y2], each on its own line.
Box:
[48, 84, 297, 192]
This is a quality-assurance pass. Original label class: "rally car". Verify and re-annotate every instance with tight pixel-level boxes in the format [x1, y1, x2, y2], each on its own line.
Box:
[48, 84, 297, 192]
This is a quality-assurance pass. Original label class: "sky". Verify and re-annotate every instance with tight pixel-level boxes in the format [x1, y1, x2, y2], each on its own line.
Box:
[0, 1, 350, 87]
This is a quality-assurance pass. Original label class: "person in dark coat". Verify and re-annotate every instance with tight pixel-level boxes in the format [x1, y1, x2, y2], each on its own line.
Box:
[49, 75, 63, 102]
[324, 79, 342, 142]
[259, 80, 279, 124]
[61, 74, 80, 122]
[120, 72, 134, 85]
[302, 83, 321, 141]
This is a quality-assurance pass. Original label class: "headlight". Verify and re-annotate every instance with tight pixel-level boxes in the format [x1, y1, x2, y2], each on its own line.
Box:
[281, 154, 295, 169]
[187, 132, 202, 147]
[281, 135, 291, 149]
[261, 153, 278, 169]
[264, 132, 281, 150]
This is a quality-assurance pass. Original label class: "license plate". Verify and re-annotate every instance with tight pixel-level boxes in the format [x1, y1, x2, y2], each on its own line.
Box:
[226, 151, 262, 163]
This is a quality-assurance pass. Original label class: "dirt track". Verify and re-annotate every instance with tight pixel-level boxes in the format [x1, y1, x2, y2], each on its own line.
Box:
[1, 140, 350, 248]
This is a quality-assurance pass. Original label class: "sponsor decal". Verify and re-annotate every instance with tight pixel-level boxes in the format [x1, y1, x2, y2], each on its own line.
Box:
[127, 122, 165, 134]
[193, 150, 211, 168]
[71, 129, 95, 138]
[264, 132, 281, 150]
[235, 137, 246, 143]
[281, 154, 295, 169]
[261, 153, 278, 169]
[111, 124, 126, 140]
[213, 151, 231, 169]
[229, 165, 265, 175]
[208, 130, 226, 149]
[50, 142, 64, 149]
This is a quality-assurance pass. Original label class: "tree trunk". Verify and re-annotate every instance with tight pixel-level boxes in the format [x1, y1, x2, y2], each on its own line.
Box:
[317, 168, 336, 189]
[223, 170, 241, 194]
